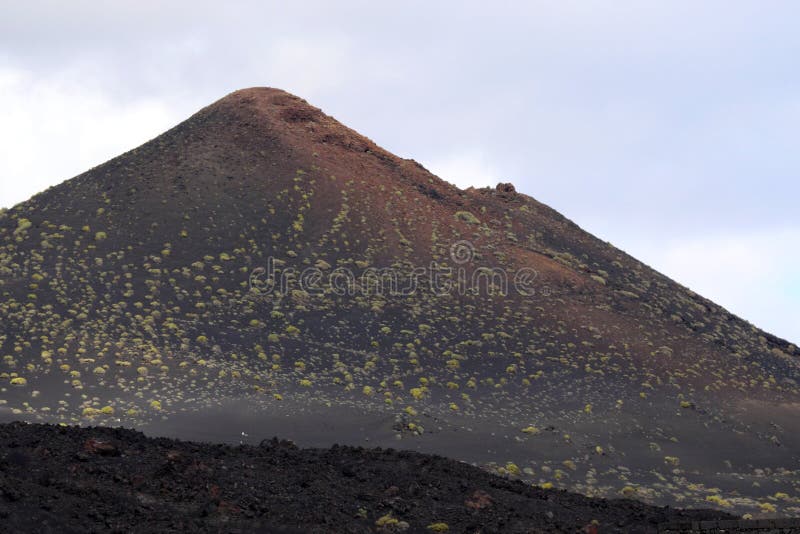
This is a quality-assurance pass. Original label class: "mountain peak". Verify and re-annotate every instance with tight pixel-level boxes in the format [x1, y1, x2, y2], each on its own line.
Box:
[190, 86, 409, 176]
[210, 87, 322, 121]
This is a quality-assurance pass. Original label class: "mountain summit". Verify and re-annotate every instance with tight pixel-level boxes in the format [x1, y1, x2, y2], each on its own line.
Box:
[0, 88, 798, 515]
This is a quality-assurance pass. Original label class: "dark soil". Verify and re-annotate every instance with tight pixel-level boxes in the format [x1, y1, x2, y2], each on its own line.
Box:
[0, 422, 733, 533]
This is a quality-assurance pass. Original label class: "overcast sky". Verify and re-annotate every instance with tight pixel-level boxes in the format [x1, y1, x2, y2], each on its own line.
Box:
[1, 1, 798, 343]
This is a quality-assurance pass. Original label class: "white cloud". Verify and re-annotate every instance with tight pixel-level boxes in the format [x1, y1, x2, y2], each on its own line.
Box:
[0, 66, 177, 208]
[262, 38, 353, 99]
[633, 228, 800, 344]
[424, 152, 503, 190]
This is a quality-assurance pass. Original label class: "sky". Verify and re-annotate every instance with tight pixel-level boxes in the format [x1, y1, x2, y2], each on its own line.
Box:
[0, 1, 798, 344]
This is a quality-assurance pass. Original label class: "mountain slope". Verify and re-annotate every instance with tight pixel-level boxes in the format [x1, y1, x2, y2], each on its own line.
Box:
[0, 88, 798, 516]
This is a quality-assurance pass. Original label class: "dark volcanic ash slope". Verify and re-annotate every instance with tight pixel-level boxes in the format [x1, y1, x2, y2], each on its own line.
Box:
[0, 422, 735, 534]
[0, 88, 799, 516]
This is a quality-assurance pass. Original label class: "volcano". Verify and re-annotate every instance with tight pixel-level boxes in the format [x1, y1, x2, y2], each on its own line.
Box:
[0, 88, 798, 518]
